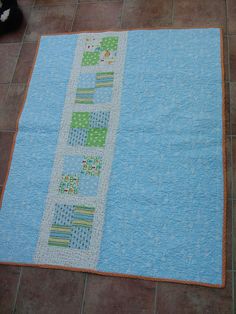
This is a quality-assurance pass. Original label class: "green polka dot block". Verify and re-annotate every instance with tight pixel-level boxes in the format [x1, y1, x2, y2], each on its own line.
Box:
[86, 128, 108, 147]
[71, 112, 90, 129]
[100, 37, 118, 51]
[82, 52, 100, 66]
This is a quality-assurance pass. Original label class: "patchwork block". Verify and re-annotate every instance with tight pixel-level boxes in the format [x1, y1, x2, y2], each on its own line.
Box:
[63, 155, 85, 173]
[89, 112, 110, 128]
[82, 36, 118, 66]
[87, 128, 107, 147]
[77, 73, 96, 88]
[82, 52, 100, 66]
[68, 128, 88, 146]
[48, 204, 95, 250]
[48, 224, 71, 248]
[59, 155, 102, 196]
[76, 89, 95, 104]
[68, 111, 110, 148]
[59, 175, 79, 195]
[70, 226, 93, 250]
[79, 175, 100, 196]
[76, 72, 114, 105]
[53, 204, 74, 226]
[95, 72, 114, 88]
[100, 37, 118, 51]
[71, 112, 90, 128]
[81, 156, 102, 176]
[94, 87, 113, 104]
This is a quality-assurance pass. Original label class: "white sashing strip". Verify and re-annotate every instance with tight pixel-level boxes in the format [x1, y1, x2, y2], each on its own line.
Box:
[34, 32, 128, 269]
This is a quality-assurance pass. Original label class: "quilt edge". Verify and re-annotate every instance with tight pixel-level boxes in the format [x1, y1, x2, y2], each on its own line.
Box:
[0, 27, 227, 288]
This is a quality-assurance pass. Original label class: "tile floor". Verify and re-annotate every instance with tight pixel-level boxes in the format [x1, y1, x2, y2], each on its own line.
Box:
[0, 0, 235, 313]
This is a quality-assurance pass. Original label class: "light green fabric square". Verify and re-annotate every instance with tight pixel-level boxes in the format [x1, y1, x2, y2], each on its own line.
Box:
[71, 112, 90, 128]
[100, 37, 118, 51]
[86, 128, 107, 147]
[82, 52, 100, 66]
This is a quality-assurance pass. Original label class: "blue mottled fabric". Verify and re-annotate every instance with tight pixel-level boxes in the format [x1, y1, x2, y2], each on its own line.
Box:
[0, 29, 224, 286]
[98, 29, 224, 285]
[0, 35, 78, 261]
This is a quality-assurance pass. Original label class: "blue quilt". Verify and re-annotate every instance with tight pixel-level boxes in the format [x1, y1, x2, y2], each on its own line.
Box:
[0, 28, 225, 287]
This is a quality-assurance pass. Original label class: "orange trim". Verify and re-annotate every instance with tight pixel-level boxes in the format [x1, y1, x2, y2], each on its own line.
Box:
[0, 27, 227, 288]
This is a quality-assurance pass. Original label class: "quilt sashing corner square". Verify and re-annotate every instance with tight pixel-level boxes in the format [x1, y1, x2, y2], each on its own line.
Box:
[48, 203, 96, 250]
[59, 155, 103, 196]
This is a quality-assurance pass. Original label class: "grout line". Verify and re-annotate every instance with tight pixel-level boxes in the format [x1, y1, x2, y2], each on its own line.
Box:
[8, 2, 34, 85]
[171, 0, 175, 24]
[120, 0, 126, 29]
[228, 33, 235, 306]
[226, 37, 231, 85]
[78, 0, 123, 3]
[225, 0, 228, 35]
[231, 206, 235, 314]
[153, 283, 158, 314]
[231, 198, 234, 283]
[80, 273, 88, 314]
[12, 267, 22, 313]
[69, 3, 78, 32]
[33, 0, 123, 7]
[0, 3, 32, 133]
[0, 129, 16, 133]
[232, 270, 235, 314]
[34, 2, 77, 7]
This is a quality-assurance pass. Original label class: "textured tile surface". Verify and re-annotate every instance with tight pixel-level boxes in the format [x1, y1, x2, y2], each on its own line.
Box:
[122, 0, 172, 28]
[0, 132, 15, 185]
[0, 84, 26, 130]
[13, 42, 38, 83]
[0, 84, 9, 112]
[173, 0, 226, 29]
[227, 0, 236, 34]
[14, 268, 85, 314]
[226, 200, 232, 270]
[230, 82, 236, 134]
[83, 275, 156, 314]
[35, 0, 77, 5]
[72, 2, 122, 31]
[155, 273, 233, 314]
[0, 265, 21, 314]
[226, 137, 232, 199]
[0, 44, 21, 83]
[25, 5, 76, 42]
[232, 137, 236, 198]
[233, 201, 236, 270]
[229, 35, 236, 81]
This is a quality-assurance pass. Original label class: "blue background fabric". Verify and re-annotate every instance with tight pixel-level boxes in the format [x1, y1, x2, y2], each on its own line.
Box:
[0, 29, 224, 285]
[0, 34, 78, 262]
[98, 29, 223, 285]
